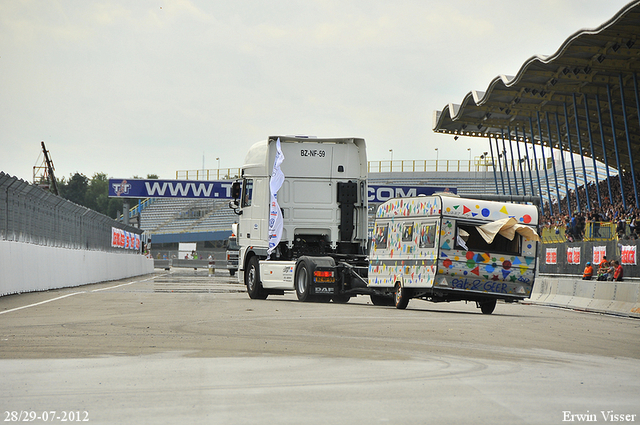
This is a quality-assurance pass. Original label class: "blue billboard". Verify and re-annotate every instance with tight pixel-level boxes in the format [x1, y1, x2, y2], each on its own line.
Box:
[108, 179, 235, 199]
[109, 179, 456, 202]
[367, 185, 456, 203]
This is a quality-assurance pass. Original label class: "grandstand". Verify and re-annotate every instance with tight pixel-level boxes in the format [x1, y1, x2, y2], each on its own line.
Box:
[138, 163, 499, 251]
[141, 198, 234, 233]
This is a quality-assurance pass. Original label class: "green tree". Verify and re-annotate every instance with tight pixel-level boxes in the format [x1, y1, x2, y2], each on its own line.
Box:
[59, 173, 88, 206]
[84, 173, 109, 214]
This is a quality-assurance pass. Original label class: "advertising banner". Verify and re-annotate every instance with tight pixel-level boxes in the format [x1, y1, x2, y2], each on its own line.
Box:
[110, 178, 455, 203]
[546, 248, 557, 264]
[368, 185, 456, 203]
[593, 246, 607, 264]
[567, 246, 581, 265]
[112, 227, 140, 250]
[621, 245, 637, 265]
[109, 179, 235, 199]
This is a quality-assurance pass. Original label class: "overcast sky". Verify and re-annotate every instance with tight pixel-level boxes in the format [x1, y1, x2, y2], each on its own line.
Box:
[0, 0, 633, 182]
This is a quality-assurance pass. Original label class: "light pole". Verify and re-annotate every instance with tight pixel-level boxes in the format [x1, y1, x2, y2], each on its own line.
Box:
[467, 148, 471, 171]
[434, 148, 439, 171]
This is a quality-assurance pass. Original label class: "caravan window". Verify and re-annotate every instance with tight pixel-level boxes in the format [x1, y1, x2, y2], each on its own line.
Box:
[455, 222, 520, 255]
[374, 224, 389, 250]
[402, 222, 414, 242]
[418, 223, 437, 249]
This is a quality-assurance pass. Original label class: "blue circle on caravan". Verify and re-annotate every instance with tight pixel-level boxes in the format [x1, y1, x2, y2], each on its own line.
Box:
[481, 208, 490, 217]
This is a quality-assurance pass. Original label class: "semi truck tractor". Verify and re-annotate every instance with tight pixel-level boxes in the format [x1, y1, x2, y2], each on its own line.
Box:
[229, 136, 370, 303]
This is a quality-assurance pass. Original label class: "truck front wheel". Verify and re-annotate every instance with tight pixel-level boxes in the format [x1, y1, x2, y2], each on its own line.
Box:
[295, 262, 312, 302]
[394, 284, 410, 309]
[245, 256, 267, 300]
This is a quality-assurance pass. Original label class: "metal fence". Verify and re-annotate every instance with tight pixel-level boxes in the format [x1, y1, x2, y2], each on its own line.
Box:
[0, 172, 142, 252]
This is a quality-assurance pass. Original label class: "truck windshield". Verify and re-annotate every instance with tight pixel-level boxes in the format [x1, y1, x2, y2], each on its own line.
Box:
[455, 222, 520, 255]
[228, 238, 239, 250]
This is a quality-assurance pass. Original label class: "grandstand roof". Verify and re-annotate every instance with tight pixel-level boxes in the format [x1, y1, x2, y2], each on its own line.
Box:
[433, 0, 640, 172]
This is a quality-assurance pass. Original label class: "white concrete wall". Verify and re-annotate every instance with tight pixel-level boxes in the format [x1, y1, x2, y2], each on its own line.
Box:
[529, 276, 640, 318]
[0, 240, 154, 296]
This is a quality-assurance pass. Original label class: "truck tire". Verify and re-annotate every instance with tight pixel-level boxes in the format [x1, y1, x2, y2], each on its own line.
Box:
[295, 262, 312, 302]
[245, 256, 267, 300]
[331, 294, 351, 304]
[479, 299, 496, 315]
[370, 294, 394, 306]
[394, 283, 410, 310]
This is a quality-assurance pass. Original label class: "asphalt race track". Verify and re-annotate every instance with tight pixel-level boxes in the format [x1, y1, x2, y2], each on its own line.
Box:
[1, 269, 639, 424]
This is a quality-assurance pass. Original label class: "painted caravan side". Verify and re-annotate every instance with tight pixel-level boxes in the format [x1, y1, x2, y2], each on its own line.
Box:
[368, 195, 539, 313]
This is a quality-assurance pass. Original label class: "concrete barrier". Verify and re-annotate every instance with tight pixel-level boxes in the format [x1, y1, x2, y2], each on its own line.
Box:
[528, 275, 640, 318]
[0, 240, 154, 297]
[170, 259, 211, 269]
[153, 259, 215, 270]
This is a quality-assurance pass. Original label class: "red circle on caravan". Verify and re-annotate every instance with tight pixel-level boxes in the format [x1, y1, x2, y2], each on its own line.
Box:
[502, 260, 512, 270]
[466, 251, 474, 260]
[523, 214, 532, 224]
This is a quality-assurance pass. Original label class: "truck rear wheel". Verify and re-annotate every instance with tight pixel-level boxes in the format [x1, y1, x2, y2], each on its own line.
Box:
[479, 299, 496, 315]
[295, 262, 312, 302]
[245, 256, 267, 300]
[394, 284, 410, 309]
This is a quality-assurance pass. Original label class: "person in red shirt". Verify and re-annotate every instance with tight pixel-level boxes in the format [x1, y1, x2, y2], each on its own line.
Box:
[613, 260, 624, 281]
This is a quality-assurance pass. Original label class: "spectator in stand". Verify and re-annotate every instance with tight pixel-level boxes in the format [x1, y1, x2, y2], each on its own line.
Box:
[616, 219, 626, 238]
[582, 262, 593, 280]
[613, 260, 624, 281]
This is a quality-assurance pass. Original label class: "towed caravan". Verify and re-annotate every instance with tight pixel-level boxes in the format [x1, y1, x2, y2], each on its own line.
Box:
[368, 194, 539, 314]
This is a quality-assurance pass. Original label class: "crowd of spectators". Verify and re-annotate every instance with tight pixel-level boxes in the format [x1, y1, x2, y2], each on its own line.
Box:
[540, 172, 640, 241]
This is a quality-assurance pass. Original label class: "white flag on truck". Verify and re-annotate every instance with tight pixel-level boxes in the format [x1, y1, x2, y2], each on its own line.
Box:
[267, 138, 285, 259]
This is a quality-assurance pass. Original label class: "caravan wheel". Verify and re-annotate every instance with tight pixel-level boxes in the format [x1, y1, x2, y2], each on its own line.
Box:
[394, 284, 410, 309]
[479, 299, 497, 315]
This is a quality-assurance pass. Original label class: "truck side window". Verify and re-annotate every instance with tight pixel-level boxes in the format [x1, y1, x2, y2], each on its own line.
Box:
[418, 223, 436, 249]
[374, 224, 388, 250]
[242, 179, 253, 208]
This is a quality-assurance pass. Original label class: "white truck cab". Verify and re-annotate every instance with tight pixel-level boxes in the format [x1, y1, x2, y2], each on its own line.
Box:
[230, 136, 369, 302]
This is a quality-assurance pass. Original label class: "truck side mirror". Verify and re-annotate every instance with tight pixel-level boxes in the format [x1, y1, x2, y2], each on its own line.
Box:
[229, 181, 243, 215]
[231, 181, 241, 200]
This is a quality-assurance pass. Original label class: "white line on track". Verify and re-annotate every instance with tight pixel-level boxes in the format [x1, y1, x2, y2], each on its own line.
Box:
[0, 292, 85, 315]
[0, 274, 163, 315]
